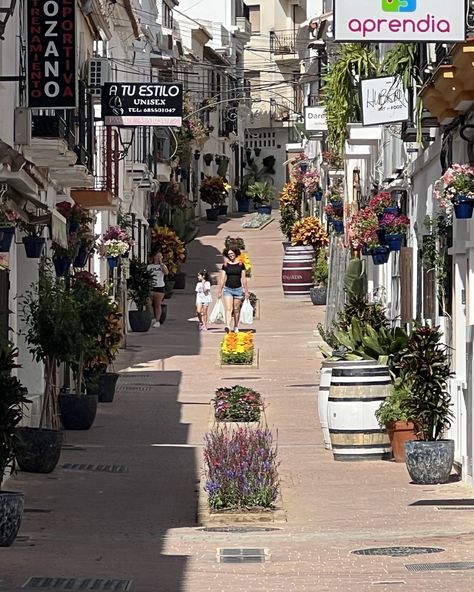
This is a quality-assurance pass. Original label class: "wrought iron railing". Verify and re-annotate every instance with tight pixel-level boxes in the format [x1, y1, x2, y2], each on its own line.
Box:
[270, 30, 297, 55]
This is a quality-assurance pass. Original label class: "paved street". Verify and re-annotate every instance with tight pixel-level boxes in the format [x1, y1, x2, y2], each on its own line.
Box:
[3, 213, 474, 592]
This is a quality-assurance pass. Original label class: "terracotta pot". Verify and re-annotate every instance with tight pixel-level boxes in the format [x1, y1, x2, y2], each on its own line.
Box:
[387, 420, 416, 463]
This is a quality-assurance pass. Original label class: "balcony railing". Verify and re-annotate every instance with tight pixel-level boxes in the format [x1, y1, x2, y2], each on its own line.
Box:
[95, 126, 118, 195]
[31, 114, 75, 151]
[270, 30, 297, 55]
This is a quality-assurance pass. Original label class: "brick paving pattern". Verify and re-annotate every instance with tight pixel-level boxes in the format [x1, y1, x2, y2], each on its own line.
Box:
[2, 214, 474, 591]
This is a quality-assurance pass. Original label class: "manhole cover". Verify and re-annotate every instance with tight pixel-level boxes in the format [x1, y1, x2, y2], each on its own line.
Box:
[405, 562, 474, 572]
[218, 548, 267, 564]
[352, 547, 445, 557]
[201, 527, 280, 533]
[23, 578, 132, 590]
[62, 464, 128, 473]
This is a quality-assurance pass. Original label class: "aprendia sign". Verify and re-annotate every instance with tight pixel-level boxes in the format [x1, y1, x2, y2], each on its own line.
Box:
[334, 0, 466, 42]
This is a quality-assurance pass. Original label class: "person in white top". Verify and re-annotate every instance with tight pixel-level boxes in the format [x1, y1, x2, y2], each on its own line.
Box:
[195, 269, 212, 331]
[147, 251, 168, 328]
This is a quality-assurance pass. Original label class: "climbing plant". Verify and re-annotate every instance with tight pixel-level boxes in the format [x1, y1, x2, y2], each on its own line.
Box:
[422, 215, 452, 316]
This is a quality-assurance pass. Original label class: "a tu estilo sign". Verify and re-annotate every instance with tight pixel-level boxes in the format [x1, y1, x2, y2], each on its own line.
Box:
[334, 0, 466, 42]
[101, 83, 183, 127]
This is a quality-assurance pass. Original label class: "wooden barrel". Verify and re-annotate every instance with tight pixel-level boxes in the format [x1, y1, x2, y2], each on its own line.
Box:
[282, 245, 314, 299]
[328, 363, 392, 461]
[318, 360, 377, 451]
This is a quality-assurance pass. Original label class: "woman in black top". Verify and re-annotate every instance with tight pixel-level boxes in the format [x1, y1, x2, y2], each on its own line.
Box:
[217, 247, 249, 332]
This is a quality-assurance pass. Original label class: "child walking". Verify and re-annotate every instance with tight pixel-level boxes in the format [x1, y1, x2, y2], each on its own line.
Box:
[195, 270, 212, 331]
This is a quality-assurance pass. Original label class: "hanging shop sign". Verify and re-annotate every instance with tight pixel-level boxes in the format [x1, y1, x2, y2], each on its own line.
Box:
[304, 106, 327, 133]
[27, 0, 77, 108]
[360, 76, 409, 126]
[334, 0, 466, 42]
[101, 83, 183, 127]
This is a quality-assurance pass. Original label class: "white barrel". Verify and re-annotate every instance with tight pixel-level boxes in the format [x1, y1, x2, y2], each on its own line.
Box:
[328, 363, 392, 461]
[282, 245, 314, 300]
[318, 360, 377, 451]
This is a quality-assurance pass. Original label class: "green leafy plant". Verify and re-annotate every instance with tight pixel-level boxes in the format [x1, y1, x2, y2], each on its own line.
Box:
[398, 324, 454, 441]
[312, 250, 329, 288]
[375, 380, 413, 428]
[127, 258, 154, 311]
[0, 342, 29, 485]
[422, 215, 452, 315]
[213, 385, 263, 422]
[246, 181, 275, 206]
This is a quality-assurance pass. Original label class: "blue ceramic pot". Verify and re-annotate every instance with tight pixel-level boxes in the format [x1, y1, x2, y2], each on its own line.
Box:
[385, 233, 404, 252]
[453, 195, 474, 219]
[73, 247, 89, 268]
[257, 205, 272, 215]
[0, 226, 15, 252]
[370, 246, 390, 265]
[237, 198, 250, 213]
[107, 256, 119, 269]
[383, 206, 399, 215]
[313, 191, 323, 202]
[404, 439, 454, 484]
[53, 257, 72, 277]
[22, 236, 45, 258]
[361, 245, 369, 256]
[332, 220, 344, 234]
[376, 227, 387, 246]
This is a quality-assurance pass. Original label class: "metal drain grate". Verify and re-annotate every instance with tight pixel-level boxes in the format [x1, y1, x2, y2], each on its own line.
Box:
[405, 562, 474, 572]
[62, 464, 128, 473]
[286, 384, 318, 388]
[352, 547, 444, 557]
[218, 548, 267, 564]
[372, 582, 406, 586]
[202, 527, 280, 533]
[115, 385, 154, 392]
[437, 506, 474, 510]
[24, 509, 51, 514]
[220, 377, 262, 380]
[23, 578, 132, 590]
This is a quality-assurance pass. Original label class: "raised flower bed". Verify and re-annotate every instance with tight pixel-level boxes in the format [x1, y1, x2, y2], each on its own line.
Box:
[213, 385, 263, 423]
[198, 425, 285, 524]
[219, 332, 257, 367]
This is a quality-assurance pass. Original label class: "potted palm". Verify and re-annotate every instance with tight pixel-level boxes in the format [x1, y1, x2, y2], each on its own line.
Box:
[397, 324, 455, 483]
[18, 266, 78, 472]
[310, 249, 328, 305]
[0, 342, 29, 546]
[246, 181, 275, 215]
[127, 258, 154, 332]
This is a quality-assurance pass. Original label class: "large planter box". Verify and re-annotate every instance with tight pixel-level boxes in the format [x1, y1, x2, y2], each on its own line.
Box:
[217, 348, 259, 369]
[207, 402, 264, 430]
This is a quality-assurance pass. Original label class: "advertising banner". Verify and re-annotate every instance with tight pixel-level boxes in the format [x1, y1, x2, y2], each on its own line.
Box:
[334, 0, 466, 42]
[304, 106, 327, 133]
[360, 76, 409, 126]
[27, 0, 77, 108]
[101, 83, 183, 127]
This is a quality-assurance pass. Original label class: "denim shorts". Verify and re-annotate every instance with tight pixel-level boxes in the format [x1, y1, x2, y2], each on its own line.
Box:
[223, 286, 244, 299]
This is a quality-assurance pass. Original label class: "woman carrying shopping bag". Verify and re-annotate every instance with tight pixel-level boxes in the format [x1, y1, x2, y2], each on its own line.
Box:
[217, 246, 249, 333]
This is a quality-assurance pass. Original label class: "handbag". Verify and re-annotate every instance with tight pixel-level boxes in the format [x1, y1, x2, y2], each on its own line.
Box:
[239, 298, 254, 325]
[209, 298, 225, 324]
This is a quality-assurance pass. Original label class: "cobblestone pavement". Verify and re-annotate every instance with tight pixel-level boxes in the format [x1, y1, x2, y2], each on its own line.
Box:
[2, 214, 474, 592]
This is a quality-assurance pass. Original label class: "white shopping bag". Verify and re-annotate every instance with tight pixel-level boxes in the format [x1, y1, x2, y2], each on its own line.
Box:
[239, 298, 254, 325]
[209, 298, 225, 324]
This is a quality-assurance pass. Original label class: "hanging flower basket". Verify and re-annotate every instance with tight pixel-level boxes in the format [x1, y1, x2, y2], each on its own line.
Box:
[107, 256, 119, 269]
[383, 206, 399, 216]
[385, 233, 404, 252]
[453, 195, 474, 219]
[22, 236, 45, 258]
[376, 227, 387, 245]
[370, 246, 390, 265]
[0, 226, 15, 252]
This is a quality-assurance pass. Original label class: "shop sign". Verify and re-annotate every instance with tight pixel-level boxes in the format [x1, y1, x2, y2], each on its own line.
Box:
[101, 83, 183, 127]
[304, 106, 327, 133]
[334, 0, 466, 42]
[360, 76, 409, 126]
[27, 0, 77, 108]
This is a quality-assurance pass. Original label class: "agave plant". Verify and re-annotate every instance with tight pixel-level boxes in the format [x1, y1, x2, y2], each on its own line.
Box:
[246, 181, 275, 206]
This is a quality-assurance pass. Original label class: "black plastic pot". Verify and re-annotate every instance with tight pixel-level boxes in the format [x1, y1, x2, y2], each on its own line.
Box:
[218, 205, 228, 216]
[0, 227, 15, 252]
[98, 372, 120, 403]
[22, 236, 45, 258]
[59, 393, 98, 430]
[206, 208, 219, 221]
[164, 279, 175, 299]
[129, 310, 152, 332]
[404, 439, 454, 484]
[16, 427, 63, 474]
[174, 271, 186, 290]
[0, 491, 24, 547]
[310, 286, 327, 305]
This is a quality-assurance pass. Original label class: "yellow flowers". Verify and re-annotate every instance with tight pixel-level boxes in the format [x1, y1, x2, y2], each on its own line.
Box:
[237, 251, 251, 276]
[278, 181, 301, 208]
[291, 216, 329, 249]
[220, 332, 254, 364]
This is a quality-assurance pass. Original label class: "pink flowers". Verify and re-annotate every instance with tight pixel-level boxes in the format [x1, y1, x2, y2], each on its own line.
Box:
[302, 170, 321, 193]
[368, 191, 392, 214]
[433, 163, 474, 210]
[380, 213, 410, 235]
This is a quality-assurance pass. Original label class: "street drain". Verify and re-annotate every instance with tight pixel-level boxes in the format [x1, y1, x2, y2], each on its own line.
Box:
[405, 562, 474, 572]
[372, 582, 406, 586]
[201, 526, 281, 533]
[220, 377, 262, 380]
[437, 506, 474, 510]
[218, 548, 267, 564]
[24, 509, 51, 513]
[352, 547, 444, 557]
[61, 444, 87, 451]
[116, 386, 154, 392]
[23, 578, 132, 590]
[62, 464, 128, 473]
[286, 384, 318, 388]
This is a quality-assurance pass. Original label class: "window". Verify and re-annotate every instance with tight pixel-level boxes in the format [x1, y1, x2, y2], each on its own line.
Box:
[163, 2, 173, 29]
[248, 5, 260, 34]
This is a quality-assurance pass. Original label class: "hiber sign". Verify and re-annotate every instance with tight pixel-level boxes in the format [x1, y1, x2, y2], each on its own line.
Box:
[334, 0, 466, 42]
[360, 76, 409, 126]
[101, 83, 183, 127]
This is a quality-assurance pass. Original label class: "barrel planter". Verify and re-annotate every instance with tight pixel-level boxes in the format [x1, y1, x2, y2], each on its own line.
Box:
[281, 245, 315, 300]
[328, 363, 392, 461]
[318, 360, 379, 451]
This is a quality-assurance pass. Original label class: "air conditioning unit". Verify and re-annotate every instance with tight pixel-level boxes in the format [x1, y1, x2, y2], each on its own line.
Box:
[87, 58, 111, 98]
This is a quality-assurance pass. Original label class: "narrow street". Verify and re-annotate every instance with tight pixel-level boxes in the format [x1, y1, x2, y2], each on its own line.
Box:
[3, 214, 474, 592]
